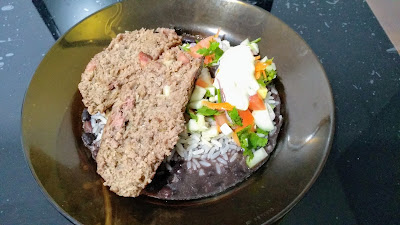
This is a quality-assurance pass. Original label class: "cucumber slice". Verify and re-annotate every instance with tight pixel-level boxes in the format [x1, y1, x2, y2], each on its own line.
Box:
[246, 148, 268, 168]
[202, 127, 219, 139]
[188, 119, 199, 132]
[188, 100, 203, 109]
[190, 86, 206, 102]
[252, 110, 274, 131]
[199, 68, 213, 86]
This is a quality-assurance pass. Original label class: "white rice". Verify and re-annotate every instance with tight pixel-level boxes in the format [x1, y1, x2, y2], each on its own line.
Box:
[199, 169, 205, 176]
[230, 152, 238, 162]
[222, 153, 228, 161]
[192, 149, 205, 155]
[216, 163, 221, 174]
[165, 163, 172, 171]
[217, 157, 227, 165]
[199, 160, 211, 167]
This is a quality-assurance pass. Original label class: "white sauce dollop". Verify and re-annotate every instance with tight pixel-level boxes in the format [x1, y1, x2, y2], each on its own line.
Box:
[213, 45, 259, 110]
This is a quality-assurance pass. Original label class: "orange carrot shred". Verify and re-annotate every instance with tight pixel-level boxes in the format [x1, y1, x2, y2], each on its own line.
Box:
[232, 132, 240, 146]
[214, 28, 221, 38]
[254, 55, 261, 60]
[202, 101, 234, 111]
[255, 71, 261, 79]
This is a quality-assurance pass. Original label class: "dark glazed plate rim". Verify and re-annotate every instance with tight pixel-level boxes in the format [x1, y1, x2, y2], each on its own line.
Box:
[21, 1, 335, 224]
[19, 3, 123, 225]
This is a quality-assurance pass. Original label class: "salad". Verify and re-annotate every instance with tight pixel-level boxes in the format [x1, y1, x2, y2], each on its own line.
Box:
[180, 31, 278, 168]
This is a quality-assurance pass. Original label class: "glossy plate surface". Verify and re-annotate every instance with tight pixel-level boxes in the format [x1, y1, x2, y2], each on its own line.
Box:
[21, 0, 334, 224]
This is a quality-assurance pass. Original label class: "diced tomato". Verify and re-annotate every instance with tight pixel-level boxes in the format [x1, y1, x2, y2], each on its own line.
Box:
[248, 94, 266, 111]
[195, 78, 209, 88]
[236, 109, 255, 132]
[214, 113, 230, 132]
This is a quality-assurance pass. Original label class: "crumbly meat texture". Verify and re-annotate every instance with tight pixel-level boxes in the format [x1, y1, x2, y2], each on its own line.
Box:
[78, 28, 181, 115]
[89, 31, 202, 197]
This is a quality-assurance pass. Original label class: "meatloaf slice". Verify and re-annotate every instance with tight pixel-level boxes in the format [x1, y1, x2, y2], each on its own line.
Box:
[96, 46, 202, 197]
[78, 28, 181, 115]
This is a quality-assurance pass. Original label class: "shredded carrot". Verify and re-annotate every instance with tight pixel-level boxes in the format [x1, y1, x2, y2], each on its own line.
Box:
[217, 125, 221, 133]
[202, 101, 234, 111]
[255, 61, 268, 71]
[214, 28, 221, 38]
[235, 110, 255, 132]
[254, 55, 261, 60]
[255, 71, 261, 79]
[195, 78, 209, 88]
[254, 60, 273, 79]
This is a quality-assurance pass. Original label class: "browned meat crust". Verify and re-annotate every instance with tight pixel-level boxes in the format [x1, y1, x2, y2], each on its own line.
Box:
[78, 28, 202, 197]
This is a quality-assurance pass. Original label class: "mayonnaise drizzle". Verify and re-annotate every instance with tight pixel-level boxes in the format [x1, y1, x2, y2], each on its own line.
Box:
[213, 45, 259, 110]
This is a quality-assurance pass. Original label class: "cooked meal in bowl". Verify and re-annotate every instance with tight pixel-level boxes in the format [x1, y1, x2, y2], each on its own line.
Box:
[78, 28, 282, 199]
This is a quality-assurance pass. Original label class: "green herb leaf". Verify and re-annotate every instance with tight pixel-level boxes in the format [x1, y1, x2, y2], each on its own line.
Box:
[256, 127, 269, 136]
[217, 89, 222, 103]
[186, 108, 198, 121]
[236, 125, 269, 159]
[228, 107, 243, 126]
[197, 106, 220, 116]
[181, 43, 191, 52]
[189, 111, 198, 121]
[196, 41, 224, 67]
[237, 126, 253, 158]
[249, 133, 268, 149]
[196, 47, 209, 55]
[257, 69, 277, 86]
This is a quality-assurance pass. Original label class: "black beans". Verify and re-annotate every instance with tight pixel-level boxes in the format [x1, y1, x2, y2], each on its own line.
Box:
[82, 108, 91, 121]
[83, 121, 92, 133]
[208, 66, 218, 78]
[82, 133, 96, 146]
[181, 34, 200, 44]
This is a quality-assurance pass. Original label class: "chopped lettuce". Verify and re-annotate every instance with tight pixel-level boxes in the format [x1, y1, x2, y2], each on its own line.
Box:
[197, 106, 221, 116]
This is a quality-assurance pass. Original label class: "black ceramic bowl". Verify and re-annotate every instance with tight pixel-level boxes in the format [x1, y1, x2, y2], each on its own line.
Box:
[21, 0, 334, 224]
